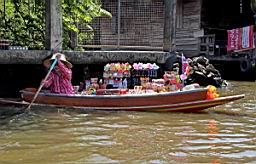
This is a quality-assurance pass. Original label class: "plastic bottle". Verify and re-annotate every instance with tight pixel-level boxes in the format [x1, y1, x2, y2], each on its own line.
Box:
[122, 78, 127, 89]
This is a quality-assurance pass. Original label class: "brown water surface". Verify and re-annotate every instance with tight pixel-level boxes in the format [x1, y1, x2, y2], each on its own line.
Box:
[0, 81, 255, 163]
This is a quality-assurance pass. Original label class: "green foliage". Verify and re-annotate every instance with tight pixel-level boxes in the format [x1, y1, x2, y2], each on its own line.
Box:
[62, 0, 111, 50]
[0, 0, 111, 50]
[0, 0, 45, 49]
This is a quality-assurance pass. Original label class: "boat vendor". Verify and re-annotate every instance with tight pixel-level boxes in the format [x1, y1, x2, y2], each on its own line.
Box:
[42, 53, 74, 94]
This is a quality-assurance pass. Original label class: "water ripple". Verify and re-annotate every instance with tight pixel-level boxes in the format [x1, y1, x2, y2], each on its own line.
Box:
[186, 137, 255, 144]
[220, 150, 256, 159]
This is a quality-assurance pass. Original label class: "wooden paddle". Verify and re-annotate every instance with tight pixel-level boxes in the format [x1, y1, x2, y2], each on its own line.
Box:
[26, 58, 58, 111]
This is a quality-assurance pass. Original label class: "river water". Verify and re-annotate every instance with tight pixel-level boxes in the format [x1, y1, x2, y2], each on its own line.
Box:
[0, 81, 255, 163]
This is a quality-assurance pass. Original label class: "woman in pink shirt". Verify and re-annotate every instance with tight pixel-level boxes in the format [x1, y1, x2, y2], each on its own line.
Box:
[42, 53, 74, 94]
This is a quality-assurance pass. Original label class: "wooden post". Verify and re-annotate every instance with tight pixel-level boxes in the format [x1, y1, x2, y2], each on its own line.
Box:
[251, 0, 256, 80]
[70, 24, 78, 49]
[45, 0, 63, 51]
[250, 0, 256, 48]
[117, 0, 121, 49]
[70, 31, 78, 49]
[163, 0, 177, 52]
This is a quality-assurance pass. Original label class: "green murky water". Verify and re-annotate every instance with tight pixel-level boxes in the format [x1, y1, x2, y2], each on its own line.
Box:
[0, 81, 255, 163]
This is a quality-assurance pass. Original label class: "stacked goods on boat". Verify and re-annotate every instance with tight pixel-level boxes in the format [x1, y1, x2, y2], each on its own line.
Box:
[165, 53, 227, 87]
[76, 63, 131, 95]
[170, 55, 227, 87]
[185, 56, 227, 87]
[131, 63, 159, 86]
[103, 62, 132, 89]
[74, 62, 206, 96]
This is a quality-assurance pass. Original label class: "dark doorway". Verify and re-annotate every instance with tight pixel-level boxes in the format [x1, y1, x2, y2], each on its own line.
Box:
[202, 0, 254, 29]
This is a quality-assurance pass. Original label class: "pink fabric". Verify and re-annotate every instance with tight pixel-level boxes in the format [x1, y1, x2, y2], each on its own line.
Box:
[43, 58, 74, 94]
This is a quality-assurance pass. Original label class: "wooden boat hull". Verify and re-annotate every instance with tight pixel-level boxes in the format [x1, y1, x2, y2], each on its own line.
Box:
[0, 94, 244, 112]
[21, 88, 208, 107]
[16, 88, 245, 112]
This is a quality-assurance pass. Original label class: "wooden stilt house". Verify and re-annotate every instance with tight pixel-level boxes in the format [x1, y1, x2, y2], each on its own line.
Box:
[80, 0, 255, 58]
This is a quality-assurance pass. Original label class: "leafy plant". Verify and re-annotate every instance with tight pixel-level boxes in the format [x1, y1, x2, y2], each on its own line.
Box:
[0, 0, 111, 50]
[0, 0, 45, 49]
[62, 0, 111, 50]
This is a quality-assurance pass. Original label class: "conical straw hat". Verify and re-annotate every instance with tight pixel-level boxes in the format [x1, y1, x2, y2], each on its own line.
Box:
[43, 53, 73, 69]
